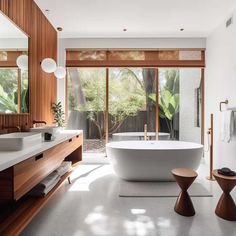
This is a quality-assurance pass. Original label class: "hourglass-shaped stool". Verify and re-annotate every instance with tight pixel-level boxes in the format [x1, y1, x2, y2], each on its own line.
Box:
[213, 170, 236, 221]
[172, 168, 198, 217]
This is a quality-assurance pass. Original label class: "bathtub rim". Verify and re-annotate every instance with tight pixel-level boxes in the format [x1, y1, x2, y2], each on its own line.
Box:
[106, 140, 203, 151]
[112, 132, 170, 137]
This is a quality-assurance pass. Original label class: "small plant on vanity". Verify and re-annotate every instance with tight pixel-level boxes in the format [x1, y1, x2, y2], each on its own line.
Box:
[51, 102, 65, 127]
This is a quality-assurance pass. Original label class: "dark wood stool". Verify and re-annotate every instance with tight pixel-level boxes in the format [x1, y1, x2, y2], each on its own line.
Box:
[213, 170, 236, 221]
[172, 168, 198, 217]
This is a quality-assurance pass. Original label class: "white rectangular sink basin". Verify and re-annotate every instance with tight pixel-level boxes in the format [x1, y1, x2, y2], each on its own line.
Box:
[30, 126, 61, 135]
[0, 132, 42, 151]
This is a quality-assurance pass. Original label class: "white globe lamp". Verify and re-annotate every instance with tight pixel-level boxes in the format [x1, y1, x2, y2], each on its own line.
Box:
[16, 55, 28, 70]
[41, 58, 57, 73]
[54, 66, 66, 79]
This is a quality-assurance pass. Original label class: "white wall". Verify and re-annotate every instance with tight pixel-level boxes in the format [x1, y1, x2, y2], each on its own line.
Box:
[60, 37, 206, 50]
[0, 38, 28, 49]
[205, 11, 236, 168]
[58, 37, 206, 110]
[179, 69, 201, 143]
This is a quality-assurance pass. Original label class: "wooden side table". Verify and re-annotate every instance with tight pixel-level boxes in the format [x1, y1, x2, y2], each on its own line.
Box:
[213, 170, 236, 221]
[172, 168, 198, 217]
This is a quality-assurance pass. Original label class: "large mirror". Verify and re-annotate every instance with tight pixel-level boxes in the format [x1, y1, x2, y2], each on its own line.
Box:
[0, 12, 29, 114]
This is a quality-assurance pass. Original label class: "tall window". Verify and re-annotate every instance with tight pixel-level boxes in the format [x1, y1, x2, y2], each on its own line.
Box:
[67, 68, 106, 154]
[158, 68, 202, 143]
[66, 49, 205, 154]
[108, 68, 156, 139]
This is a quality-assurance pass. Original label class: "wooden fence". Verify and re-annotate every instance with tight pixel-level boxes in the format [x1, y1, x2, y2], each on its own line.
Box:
[68, 110, 173, 139]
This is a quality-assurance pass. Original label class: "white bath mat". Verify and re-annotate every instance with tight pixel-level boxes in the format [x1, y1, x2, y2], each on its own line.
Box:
[119, 181, 213, 197]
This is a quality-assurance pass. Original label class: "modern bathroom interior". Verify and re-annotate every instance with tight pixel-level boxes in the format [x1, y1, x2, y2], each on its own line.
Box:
[0, 1, 236, 235]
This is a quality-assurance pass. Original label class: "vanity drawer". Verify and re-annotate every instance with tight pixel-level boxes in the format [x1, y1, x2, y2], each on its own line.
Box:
[13, 134, 82, 200]
[66, 134, 83, 155]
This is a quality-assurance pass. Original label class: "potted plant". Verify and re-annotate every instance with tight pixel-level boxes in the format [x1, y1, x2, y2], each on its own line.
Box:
[51, 101, 65, 127]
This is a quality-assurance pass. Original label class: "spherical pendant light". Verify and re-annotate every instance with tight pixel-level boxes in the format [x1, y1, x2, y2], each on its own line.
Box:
[16, 55, 28, 70]
[41, 58, 57, 73]
[54, 66, 66, 79]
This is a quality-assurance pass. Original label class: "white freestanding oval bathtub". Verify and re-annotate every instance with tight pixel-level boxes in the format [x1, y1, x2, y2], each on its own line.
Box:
[106, 141, 203, 181]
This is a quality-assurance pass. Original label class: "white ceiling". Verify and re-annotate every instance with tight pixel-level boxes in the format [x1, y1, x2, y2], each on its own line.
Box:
[0, 12, 27, 38]
[35, 0, 236, 38]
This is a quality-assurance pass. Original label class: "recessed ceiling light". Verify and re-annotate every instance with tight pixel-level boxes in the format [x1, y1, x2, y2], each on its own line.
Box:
[180, 28, 184, 31]
[123, 28, 127, 32]
[57, 27, 63, 32]
[45, 9, 50, 14]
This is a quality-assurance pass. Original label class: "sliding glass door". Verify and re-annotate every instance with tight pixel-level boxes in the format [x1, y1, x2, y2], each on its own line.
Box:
[108, 68, 156, 142]
[67, 66, 204, 155]
[158, 68, 202, 143]
[67, 68, 106, 154]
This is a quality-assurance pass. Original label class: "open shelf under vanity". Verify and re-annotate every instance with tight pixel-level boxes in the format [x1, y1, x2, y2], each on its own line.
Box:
[0, 131, 83, 236]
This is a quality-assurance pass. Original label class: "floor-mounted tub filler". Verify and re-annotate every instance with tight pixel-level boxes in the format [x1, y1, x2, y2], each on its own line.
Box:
[106, 141, 203, 181]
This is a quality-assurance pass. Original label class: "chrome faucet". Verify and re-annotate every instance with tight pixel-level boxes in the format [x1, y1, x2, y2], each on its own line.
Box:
[144, 124, 148, 141]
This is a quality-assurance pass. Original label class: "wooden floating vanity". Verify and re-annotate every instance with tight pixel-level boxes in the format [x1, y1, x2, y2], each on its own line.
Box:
[0, 130, 83, 235]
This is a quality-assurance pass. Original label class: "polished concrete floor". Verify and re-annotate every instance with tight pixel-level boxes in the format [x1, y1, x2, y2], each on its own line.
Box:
[22, 158, 236, 236]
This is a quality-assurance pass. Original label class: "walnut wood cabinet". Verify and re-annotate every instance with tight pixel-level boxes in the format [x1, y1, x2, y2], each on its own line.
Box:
[0, 134, 82, 202]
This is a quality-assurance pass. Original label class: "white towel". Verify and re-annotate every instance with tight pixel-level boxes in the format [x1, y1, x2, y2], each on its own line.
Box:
[37, 170, 59, 190]
[29, 175, 61, 197]
[55, 161, 72, 177]
[221, 110, 234, 143]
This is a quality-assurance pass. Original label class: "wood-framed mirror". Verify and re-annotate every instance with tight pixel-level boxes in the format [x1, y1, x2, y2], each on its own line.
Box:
[0, 12, 29, 114]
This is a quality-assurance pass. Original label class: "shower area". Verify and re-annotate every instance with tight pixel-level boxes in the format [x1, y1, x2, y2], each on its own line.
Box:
[66, 49, 205, 154]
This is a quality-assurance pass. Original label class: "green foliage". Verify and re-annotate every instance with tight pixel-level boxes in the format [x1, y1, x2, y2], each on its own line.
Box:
[109, 68, 145, 128]
[68, 92, 76, 111]
[0, 69, 18, 94]
[149, 69, 180, 139]
[68, 68, 179, 139]
[0, 84, 18, 113]
[52, 102, 65, 127]
[150, 90, 179, 121]
[21, 70, 29, 113]
[0, 68, 29, 113]
[69, 68, 146, 138]
[21, 87, 29, 113]
[80, 70, 106, 112]
[164, 69, 179, 94]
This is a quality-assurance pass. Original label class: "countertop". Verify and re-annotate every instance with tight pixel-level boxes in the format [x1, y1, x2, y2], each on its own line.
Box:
[0, 130, 83, 172]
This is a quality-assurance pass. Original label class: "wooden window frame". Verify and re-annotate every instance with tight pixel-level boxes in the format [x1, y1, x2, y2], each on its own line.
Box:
[66, 49, 205, 146]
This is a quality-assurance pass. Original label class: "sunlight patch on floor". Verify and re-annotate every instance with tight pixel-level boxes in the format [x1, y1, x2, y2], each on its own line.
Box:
[131, 209, 147, 215]
[69, 165, 113, 192]
[156, 217, 171, 228]
[84, 205, 117, 236]
[124, 216, 155, 236]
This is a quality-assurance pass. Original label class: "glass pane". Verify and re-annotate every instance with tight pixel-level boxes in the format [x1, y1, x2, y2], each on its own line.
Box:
[158, 69, 179, 140]
[20, 70, 29, 113]
[67, 68, 106, 154]
[159, 50, 179, 60]
[0, 51, 7, 61]
[67, 51, 106, 61]
[179, 51, 202, 60]
[0, 68, 18, 113]
[108, 51, 145, 60]
[179, 68, 202, 143]
[159, 68, 202, 143]
[109, 68, 156, 142]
